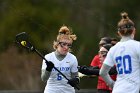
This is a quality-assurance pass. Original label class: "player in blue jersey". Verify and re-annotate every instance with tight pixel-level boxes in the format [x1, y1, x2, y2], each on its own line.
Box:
[41, 26, 79, 93]
[100, 12, 140, 93]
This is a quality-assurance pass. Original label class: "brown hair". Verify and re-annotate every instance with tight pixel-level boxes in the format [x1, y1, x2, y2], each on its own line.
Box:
[117, 12, 135, 36]
[111, 38, 118, 46]
[53, 25, 77, 50]
[102, 44, 112, 51]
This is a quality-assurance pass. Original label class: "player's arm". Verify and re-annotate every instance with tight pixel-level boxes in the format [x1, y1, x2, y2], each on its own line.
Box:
[71, 72, 80, 82]
[78, 65, 117, 76]
[78, 66, 100, 75]
[41, 58, 54, 82]
[70, 56, 79, 80]
[99, 64, 115, 88]
[71, 72, 79, 78]
[41, 69, 51, 82]
[67, 71, 80, 89]
[68, 57, 80, 89]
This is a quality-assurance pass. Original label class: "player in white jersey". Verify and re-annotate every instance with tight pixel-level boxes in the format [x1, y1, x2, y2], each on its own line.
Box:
[41, 26, 79, 93]
[100, 12, 140, 93]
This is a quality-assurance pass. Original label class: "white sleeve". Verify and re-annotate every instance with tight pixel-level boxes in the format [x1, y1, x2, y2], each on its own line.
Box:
[103, 49, 115, 67]
[100, 64, 115, 88]
[71, 56, 78, 73]
[41, 55, 51, 82]
[137, 42, 140, 61]
[41, 69, 51, 82]
[41, 55, 48, 70]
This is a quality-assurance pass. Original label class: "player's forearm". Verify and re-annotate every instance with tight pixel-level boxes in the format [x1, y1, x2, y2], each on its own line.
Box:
[78, 66, 100, 75]
[41, 69, 51, 82]
[87, 69, 99, 75]
[71, 72, 80, 81]
[99, 64, 115, 88]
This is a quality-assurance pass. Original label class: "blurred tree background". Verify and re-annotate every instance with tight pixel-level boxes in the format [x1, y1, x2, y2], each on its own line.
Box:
[0, 0, 140, 91]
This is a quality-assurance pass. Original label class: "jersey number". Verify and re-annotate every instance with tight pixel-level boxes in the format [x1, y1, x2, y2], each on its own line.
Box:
[57, 73, 62, 80]
[115, 55, 132, 74]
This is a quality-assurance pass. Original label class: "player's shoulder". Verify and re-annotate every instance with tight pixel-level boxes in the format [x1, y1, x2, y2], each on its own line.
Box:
[67, 52, 77, 59]
[132, 40, 140, 48]
[44, 52, 55, 58]
[132, 39, 140, 43]
[108, 44, 117, 51]
[110, 40, 140, 51]
[94, 54, 99, 58]
[129, 40, 140, 47]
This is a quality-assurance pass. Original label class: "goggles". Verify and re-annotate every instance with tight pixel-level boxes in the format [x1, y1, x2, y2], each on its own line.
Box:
[99, 51, 108, 57]
[59, 42, 72, 48]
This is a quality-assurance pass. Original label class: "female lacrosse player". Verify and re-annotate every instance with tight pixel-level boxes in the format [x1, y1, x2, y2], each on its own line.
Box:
[78, 37, 118, 76]
[97, 44, 117, 93]
[100, 12, 140, 93]
[79, 44, 117, 93]
[41, 26, 79, 93]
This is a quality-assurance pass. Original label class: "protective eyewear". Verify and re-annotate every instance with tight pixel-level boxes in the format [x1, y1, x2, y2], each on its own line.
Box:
[99, 51, 108, 57]
[59, 42, 72, 48]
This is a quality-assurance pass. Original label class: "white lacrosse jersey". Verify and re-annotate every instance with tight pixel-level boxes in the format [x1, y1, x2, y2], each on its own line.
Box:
[103, 38, 140, 93]
[42, 52, 78, 93]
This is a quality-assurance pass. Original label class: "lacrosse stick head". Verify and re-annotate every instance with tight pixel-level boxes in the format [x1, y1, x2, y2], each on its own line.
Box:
[15, 32, 35, 51]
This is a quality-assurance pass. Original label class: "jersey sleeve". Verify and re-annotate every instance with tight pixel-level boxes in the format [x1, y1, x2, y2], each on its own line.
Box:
[103, 49, 114, 67]
[41, 55, 48, 70]
[71, 56, 78, 73]
[90, 55, 100, 66]
[137, 42, 140, 62]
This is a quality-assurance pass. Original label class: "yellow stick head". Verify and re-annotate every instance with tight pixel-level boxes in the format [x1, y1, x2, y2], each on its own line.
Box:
[21, 41, 26, 46]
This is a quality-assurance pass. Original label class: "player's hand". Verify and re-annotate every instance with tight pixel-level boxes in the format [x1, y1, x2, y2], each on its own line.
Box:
[68, 77, 80, 89]
[46, 61, 54, 72]
[78, 65, 88, 74]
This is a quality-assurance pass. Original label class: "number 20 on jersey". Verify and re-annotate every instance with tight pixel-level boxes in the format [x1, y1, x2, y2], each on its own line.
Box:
[116, 55, 132, 74]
